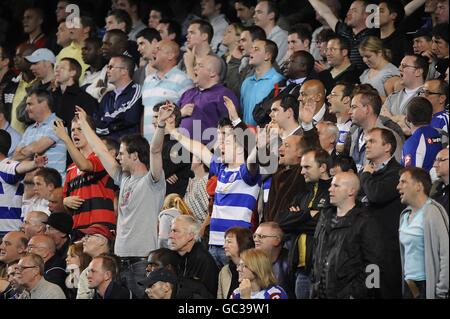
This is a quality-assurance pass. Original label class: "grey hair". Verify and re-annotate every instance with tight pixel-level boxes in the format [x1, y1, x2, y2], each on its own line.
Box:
[173, 215, 201, 242]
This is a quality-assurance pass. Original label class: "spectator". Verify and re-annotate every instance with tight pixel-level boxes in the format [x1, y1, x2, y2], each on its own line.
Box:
[359, 36, 400, 98]
[379, 1, 413, 67]
[382, 54, 428, 136]
[25, 48, 56, 93]
[402, 97, 443, 171]
[308, 0, 379, 71]
[169, 215, 218, 297]
[134, 28, 161, 85]
[429, 23, 449, 79]
[53, 57, 98, 133]
[141, 266, 177, 299]
[182, 157, 208, 225]
[360, 127, 406, 299]
[54, 115, 116, 237]
[0, 45, 17, 122]
[142, 40, 193, 141]
[435, 0, 449, 24]
[347, 84, 404, 171]
[241, 39, 284, 126]
[56, 21, 72, 51]
[397, 167, 449, 299]
[298, 79, 336, 130]
[327, 82, 354, 154]
[43, 212, 73, 260]
[78, 104, 169, 297]
[77, 224, 113, 299]
[322, 36, 362, 87]
[316, 121, 339, 159]
[27, 234, 67, 294]
[0, 104, 21, 158]
[311, 172, 383, 298]
[65, 242, 92, 299]
[231, 248, 288, 299]
[0, 231, 28, 277]
[254, 222, 292, 298]
[116, 0, 146, 41]
[101, 29, 134, 64]
[218, 227, 254, 299]
[313, 28, 336, 73]
[286, 25, 312, 60]
[48, 187, 65, 214]
[412, 28, 433, 55]
[419, 79, 449, 133]
[20, 211, 48, 240]
[80, 37, 110, 102]
[156, 19, 182, 44]
[0, 262, 21, 299]
[234, 0, 256, 27]
[148, 4, 172, 29]
[55, 1, 70, 24]
[431, 148, 449, 214]
[105, 9, 132, 35]
[182, 19, 215, 80]
[88, 254, 133, 299]
[152, 103, 191, 198]
[201, 0, 229, 57]
[158, 193, 192, 248]
[20, 7, 48, 49]
[253, 1, 287, 66]
[222, 23, 244, 63]
[225, 25, 266, 98]
[269, 95, 301, 139]
[283, 148, 332, 299]
[16, 253, 66, 299]
[179, 54, 239, 145]
[24, 167, 62, 217]
[145, 248, 181, 275]
[329, 154, 357, 177]
[94, 55, 142, 140]
[57, 16, 95, 80]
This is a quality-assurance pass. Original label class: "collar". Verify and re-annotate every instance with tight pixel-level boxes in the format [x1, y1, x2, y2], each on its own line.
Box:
[210, 14, 226, 25]
[268, 25, 282, 38]
[251, 67, 277, 81]
[286, 77, 306, 86]
[1, 121, 10, 131]
[313, 104, 327, 124]
[33, 113, 56, 128]
[283, 126, 302, 139]
[114, 81, 132, 96]
[374, 156, 393, 171]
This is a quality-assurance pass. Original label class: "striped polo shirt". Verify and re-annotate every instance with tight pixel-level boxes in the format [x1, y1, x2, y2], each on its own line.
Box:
[142, 67, 193, 141]
[209, 156, 261, 246]
[0, 159, 24, 237]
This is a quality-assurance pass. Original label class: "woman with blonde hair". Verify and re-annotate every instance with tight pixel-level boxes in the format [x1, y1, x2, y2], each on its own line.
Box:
[158, 193, 193, 248]
[359, 36, 400, 98]
[222, 22, 244, 63]
[230, 248, 288, 299]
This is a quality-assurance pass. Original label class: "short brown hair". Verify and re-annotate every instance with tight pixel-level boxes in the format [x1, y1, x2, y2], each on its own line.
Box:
[353, 84, 382, 116]
[224, 227, 255, 254]
[400, 167, 432, 196]
[61, 57, 82, 85]
[368, 127, 397, 156]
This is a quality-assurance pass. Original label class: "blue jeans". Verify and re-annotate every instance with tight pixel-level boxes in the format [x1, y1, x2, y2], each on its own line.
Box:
[208, 245, 228, 268]
[295, 269, 311, 299]
[119, 260, 148, 298]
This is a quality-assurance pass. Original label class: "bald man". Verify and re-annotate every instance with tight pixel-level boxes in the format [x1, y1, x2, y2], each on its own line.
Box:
[299, 80, 336, 130]
[27, 235, 66, 294]
[0, 231, 28, 277]
[179, 55, 239, 145]
[142, 40, 193, 141]
[21, 211, 48, 239]
[432, 148, 449, 214]
[311, 172, 383, 299]
[48, 188, 65, 213]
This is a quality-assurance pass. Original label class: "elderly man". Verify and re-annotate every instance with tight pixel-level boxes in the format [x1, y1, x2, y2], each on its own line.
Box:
[16, 253, 65, 299]
[432, 148, 449, 213]
[27, 235, 66, 293]
[311, 172, 383, 299]
[169, 215, 218, 297]
[179, 54, 238, 145]
[20, 211, 48, 240]
[43, 212, 73, 259]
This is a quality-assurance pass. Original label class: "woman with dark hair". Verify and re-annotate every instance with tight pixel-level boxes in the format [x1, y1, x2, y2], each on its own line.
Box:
[217, 227, 254, 299]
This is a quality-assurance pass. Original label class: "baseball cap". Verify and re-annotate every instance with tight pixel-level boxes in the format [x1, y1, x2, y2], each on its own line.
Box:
[138, 267, 177, 288]
[43, 212, 73, 235]
[24, 48, 56, 64]
[79, 224, 115, 241]
[408, 28, 432, 40]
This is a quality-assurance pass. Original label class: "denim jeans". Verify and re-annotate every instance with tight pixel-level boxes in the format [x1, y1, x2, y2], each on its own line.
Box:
[295, 269, 311, 299]
[119, 260, 148, 298]
[208, 245, 228, 269]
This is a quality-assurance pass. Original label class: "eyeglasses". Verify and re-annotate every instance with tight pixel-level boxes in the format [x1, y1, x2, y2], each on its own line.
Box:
[434, 157, 449, 163]
[16, 265, 38, 272]
[252, 233, 278, 240]
[399, 63, 417, 69]
[106, 65, 126, 70]
[418, 89, 442, 96]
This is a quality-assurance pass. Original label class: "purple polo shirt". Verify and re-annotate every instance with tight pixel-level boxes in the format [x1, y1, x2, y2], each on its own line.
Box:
[179, 83, 239, 146]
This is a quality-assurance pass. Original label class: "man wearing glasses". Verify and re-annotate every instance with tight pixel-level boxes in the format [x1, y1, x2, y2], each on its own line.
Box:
[432, 148, 449, 214]
[16, 253, 66, 299]
[420, 79, 449, 134]
[93, 55, 142, 140]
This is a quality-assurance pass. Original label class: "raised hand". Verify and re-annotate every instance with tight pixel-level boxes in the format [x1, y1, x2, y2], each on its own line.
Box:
[223, 96, 239, 121]
[158, 102, 175, 123]
[299, 97, 316, 124]
[239, 278, 252, 299]
[74, 106, 88, 123]
[53, 120, 70, 142]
